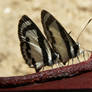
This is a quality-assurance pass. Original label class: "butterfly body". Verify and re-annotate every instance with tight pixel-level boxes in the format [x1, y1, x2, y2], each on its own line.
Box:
[18, 10, 80, 72]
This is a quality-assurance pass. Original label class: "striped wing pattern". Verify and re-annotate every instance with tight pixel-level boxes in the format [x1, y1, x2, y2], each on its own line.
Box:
[41, 10, 79, 64]
[18, 10, 79, 72]
[18, 15, 57, 72]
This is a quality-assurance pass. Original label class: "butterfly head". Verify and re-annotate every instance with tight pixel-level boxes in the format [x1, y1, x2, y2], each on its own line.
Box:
[76, 42, 85, 56]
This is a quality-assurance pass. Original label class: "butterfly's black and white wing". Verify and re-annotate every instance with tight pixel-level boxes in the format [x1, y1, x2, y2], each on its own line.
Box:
[41, 10, 79, 64]
[18, 15, 57, 72]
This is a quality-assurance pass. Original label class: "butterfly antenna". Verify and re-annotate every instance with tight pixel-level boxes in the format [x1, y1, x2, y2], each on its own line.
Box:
[77, 18, 92, 42]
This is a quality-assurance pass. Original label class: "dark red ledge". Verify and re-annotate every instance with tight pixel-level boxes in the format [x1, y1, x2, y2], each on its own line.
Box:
[0, 54, 92, 91]
[0, 72, 92, 91]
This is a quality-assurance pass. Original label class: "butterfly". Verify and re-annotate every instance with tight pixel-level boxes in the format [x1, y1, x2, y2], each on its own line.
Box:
[18, 10, 82, 72]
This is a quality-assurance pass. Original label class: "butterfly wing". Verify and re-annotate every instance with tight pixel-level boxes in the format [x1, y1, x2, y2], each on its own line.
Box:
[41, 10, 79, 64]
[18, 15, 56, 72]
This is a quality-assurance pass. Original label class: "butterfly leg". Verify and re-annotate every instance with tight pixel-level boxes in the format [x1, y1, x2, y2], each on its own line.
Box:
[68, 61, 69, 65]
[41, 66, 45, 71]
[87, 51, 90, 58]
[72, 58, 74, 65]
[86, 50, 92, 58]
[84, 49, 92, 60]
[55, 54, 63, 67]
[82, 51, 86, 61]
[66, 60, 70, 66]
[86, 50, 92, 60]
[77, 55, 80, 63]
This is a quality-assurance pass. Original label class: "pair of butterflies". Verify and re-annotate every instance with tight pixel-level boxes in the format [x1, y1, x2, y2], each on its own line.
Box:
[18, 10, 81, 72]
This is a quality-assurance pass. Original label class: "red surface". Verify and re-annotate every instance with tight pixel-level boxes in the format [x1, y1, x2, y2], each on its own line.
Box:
[0, 55, 92, 91]
[0, 71, 92, 91]
[1, 55, 92, 88]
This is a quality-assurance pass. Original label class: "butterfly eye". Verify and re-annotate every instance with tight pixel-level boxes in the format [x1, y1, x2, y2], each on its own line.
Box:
[26, 37, 30, 42]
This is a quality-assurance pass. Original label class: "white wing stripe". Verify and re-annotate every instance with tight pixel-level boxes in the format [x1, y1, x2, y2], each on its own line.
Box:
[21, 21, 32, 31]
